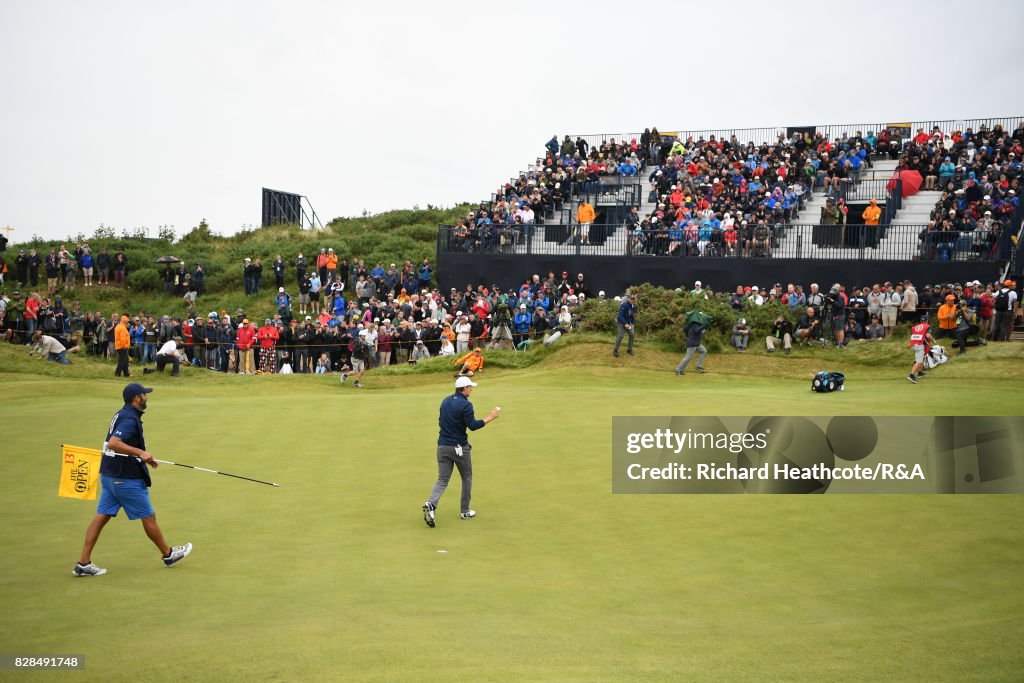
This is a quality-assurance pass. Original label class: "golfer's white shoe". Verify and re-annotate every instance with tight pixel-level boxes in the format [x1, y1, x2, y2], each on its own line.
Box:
[460, 510, 476, 520]
[423, 502, 436, 528]
[73, 562, 107, 576]
[163, 543, 192, 567]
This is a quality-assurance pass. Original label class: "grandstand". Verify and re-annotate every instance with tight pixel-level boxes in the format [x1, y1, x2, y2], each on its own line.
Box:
[437, 117, 1023, 294]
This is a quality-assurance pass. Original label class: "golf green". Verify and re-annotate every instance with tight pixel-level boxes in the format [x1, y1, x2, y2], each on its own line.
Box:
[2, 344, 1022, 681]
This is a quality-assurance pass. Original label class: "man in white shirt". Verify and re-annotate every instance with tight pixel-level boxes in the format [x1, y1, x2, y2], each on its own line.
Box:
[144, 337, 180, 376]
[30, 331, 72, 364]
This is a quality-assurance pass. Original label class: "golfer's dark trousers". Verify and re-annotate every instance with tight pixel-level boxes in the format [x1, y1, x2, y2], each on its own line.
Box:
[115, 348, 130, 376]
[428, 445, 472, 514]
[156, 353, 180, 375]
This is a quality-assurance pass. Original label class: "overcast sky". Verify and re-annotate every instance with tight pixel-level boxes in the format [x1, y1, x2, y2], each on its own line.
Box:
[3, 0, 1023, 242]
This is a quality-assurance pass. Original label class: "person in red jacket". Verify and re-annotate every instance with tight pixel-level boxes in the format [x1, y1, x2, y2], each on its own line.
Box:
[236, 318, 257, 374]
[256, 318, 279, 373]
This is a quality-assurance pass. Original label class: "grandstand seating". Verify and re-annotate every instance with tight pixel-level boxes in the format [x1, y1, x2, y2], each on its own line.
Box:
[446, 118, 1022, 263]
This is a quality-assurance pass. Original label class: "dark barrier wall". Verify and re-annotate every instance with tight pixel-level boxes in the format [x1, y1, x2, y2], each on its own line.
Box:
[437, 254, 1003, 295]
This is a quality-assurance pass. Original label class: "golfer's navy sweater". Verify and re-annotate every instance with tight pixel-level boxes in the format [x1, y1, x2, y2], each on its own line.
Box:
[437, 392, 485, 446]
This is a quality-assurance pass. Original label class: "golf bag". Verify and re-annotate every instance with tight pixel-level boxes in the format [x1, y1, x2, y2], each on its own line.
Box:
[923, 345, 948, 369]
[811, 370, 845, 393]
[543, 330, 562, 345]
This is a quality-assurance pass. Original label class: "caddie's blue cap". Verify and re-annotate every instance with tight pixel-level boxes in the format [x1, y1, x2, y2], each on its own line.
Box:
[123, 383, 153, 403]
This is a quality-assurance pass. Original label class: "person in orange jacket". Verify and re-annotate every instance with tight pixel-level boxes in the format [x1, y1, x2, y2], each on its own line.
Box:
[936, 294, 958, 340]
[114, 314, 132, 377]
[566, 198, 596, 245]
[453, 347, 484, 377]
[862, 198, 882, 225]
[325, 248, 339, 279]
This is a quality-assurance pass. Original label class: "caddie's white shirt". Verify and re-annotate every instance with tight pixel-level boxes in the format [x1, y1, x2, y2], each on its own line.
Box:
[157, 340, 178, 356]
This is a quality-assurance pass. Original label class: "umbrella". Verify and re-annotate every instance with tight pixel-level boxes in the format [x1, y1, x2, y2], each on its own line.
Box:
[154, 255, 183, 264]
[685, 309, 712, 327]
[887, 169, 923, 198]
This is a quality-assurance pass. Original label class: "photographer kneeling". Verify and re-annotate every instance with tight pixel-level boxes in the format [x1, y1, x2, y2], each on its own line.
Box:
[953, 299, 986, 356]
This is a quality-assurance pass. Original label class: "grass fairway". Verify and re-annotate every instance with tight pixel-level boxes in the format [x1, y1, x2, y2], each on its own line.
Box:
[2, 342, 1023, 681]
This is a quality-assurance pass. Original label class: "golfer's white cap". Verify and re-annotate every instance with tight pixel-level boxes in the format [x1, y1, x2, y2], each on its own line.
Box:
[455, 376, 477, 389]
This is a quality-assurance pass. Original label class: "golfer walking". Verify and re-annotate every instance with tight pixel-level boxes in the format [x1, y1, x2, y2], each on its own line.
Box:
[675, 313, 709, 375]
[612, 293, 637, 357]
[422, 376, 500, 527]
[73, 383, 192, 576]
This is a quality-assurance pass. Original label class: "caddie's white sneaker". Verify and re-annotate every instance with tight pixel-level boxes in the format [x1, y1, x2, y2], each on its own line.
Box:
[163, 543, 192, 567]
[73, 562, 107, 576]
[460, 510, 476, 520]
[422, 502, 436, 528]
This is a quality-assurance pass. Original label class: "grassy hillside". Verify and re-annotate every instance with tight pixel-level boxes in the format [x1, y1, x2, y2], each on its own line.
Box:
[1, 206, 471, 322]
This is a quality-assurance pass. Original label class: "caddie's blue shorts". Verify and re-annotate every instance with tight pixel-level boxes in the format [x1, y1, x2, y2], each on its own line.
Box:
[97, 476, 155, 520]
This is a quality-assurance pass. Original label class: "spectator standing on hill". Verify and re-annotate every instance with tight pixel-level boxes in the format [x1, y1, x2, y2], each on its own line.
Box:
[316, 248, 328, 284]
[294, 252, 308, 286]
[252, 258, 264, 294]
[28, 248, 41, 286]
[81, 247, 94, 287]
[45, 248, 59, 295]
[612, 293, 637, 357]
[273, 255, 285, 289]
[300, 273, 314, 317]
[243, 258, 254, 295]
[325, 248, 338, 283]
[96, 248, 110, 286]
[192, 263, 205, 294]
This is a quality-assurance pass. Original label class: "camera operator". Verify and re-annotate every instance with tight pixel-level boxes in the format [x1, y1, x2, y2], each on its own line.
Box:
[953, 298, 985, 355]
[823, 284, 846, 347]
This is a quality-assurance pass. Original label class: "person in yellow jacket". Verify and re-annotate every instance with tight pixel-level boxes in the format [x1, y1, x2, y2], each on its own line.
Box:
[114, 314, 132, 377]
[566, 199, 596, 246]
[936, 294, 958, 340]
[453, 347, 484, 377]
[862, 198, 882, 225]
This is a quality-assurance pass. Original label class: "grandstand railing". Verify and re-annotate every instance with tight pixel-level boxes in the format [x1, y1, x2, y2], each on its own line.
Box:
[438, 223, 1010, 263]
[568, 116, 1023, 151]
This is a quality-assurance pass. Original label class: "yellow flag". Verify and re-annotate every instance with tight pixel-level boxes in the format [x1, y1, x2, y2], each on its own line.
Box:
[59, 444, 102, 500]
